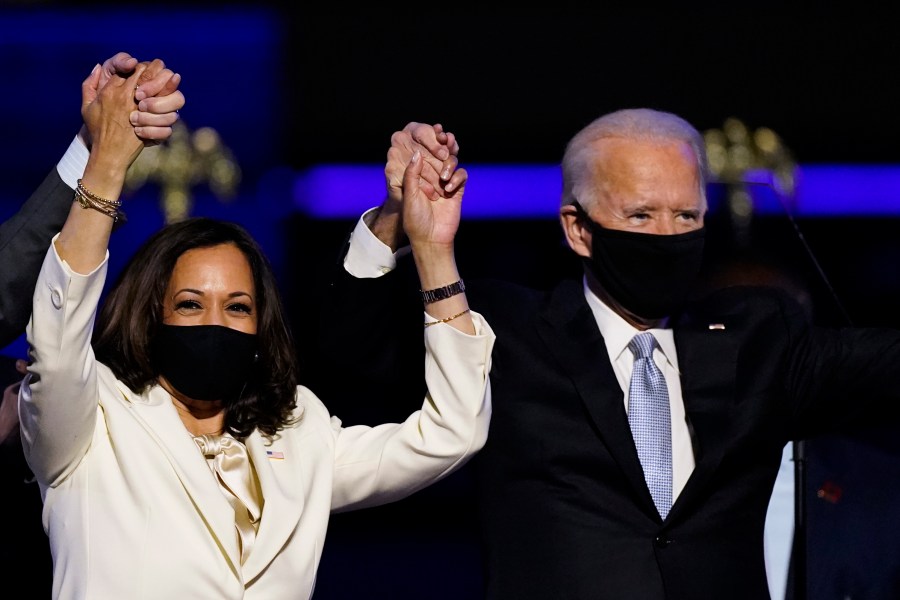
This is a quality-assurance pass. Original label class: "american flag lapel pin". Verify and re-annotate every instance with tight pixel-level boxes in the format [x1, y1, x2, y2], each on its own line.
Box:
[267, 450, 285, 460]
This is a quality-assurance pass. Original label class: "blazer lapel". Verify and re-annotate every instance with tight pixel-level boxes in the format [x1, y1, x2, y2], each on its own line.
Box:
[536, 281, 659, 517]
[240, 430, 307, 582]
[120, 384, 243, 575]
[670, 311, 739, 518]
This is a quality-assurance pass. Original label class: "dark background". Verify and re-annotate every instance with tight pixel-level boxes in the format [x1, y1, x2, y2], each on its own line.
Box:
[3, 4, 900, 599]
[4, 6, 900, 174]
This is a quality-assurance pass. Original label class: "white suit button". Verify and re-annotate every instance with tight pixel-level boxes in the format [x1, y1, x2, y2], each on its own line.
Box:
[50, 289, 63, 309]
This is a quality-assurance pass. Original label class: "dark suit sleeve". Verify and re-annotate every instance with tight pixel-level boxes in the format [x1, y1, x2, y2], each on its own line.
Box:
[306, 230, 427, 425]
[0, 168, 73, 347]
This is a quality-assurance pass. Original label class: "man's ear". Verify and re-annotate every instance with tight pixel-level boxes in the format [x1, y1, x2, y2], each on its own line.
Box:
[559, 205, 592, 258]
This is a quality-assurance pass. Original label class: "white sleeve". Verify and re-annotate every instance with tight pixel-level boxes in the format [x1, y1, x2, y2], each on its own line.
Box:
[329, 311, 494, 511]
[343, 207, 412, 278]
[20, 236, 108, 486]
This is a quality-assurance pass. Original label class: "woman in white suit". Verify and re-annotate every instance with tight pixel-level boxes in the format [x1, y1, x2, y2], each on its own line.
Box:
[20, 59, 493, 599]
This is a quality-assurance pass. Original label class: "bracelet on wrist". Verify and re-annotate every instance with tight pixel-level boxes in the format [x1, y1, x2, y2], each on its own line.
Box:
[420, 279, 465, 305]
[424, 308, 471, 328]
[75, 179, 126, 225]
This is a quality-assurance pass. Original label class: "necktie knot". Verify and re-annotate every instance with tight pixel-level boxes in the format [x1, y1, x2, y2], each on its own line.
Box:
[628, 331, 658, 360]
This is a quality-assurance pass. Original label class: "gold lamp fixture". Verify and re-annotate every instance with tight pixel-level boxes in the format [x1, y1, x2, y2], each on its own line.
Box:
[704, 117, 798, 225]
[125, 120, 241, 223]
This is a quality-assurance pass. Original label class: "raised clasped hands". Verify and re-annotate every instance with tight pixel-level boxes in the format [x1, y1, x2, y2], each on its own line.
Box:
[400, 140, 468, 251]
[376, 122, 467, 250]
[81, 62, 155, 172]
[56, 53, 184, 272]
[386, 122, 463, 204]
[81, 52, 185, 149]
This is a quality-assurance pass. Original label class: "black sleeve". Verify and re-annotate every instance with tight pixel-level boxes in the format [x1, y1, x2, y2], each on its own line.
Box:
[0, 169, 73, 347]
[303, 231, 427, 425]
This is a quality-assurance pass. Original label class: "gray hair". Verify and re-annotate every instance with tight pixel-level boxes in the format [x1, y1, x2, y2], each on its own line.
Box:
[560, 108, 708, 210]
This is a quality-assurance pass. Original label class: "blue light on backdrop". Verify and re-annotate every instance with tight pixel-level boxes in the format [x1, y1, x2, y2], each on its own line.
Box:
[292, 164, 564, 219]
[292, 164, 900, 219]
[0, 6, 285, 201]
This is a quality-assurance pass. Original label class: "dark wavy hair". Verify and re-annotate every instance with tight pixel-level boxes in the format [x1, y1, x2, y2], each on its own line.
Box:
[93, 217, 300, 438]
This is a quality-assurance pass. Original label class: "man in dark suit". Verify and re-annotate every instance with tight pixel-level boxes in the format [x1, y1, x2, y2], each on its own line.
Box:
[0, 52, 184, 591]
[316, 110, 900, 599]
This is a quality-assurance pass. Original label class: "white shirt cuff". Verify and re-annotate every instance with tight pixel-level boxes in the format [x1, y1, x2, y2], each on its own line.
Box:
[55, 133, 89, 190]
[344, 207, 411, 278]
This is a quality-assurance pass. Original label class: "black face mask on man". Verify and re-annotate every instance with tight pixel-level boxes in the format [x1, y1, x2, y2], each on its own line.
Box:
[151, 324, 258, 402]
[573, 202, 706, 319]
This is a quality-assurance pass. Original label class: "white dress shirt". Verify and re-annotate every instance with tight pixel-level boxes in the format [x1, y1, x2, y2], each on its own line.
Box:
[582, 283, 695, 500]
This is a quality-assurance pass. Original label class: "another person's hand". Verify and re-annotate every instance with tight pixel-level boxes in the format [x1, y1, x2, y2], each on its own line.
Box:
[402, 150, 467, 249]
[386, 122, 462, 206]
[376, 123, 463, 250]
[55, 64, 151, 272]
[0, 359, 27, 445]
[132, 57, 184, 144]
[81, 63, 148, 172]
[81, 52, 184, 147]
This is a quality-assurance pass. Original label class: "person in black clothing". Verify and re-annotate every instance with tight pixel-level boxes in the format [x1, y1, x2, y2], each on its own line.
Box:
[319, 110, 900, 599]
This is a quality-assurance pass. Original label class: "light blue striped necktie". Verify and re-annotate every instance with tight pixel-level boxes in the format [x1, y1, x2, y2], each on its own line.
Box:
[627, 332, 673, 519]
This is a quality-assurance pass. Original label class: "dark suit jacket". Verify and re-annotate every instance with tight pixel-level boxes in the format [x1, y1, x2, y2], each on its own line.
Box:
[0, 167, 74, 348]
[317, 248, 900, 600]
[0, 167, 71, 596]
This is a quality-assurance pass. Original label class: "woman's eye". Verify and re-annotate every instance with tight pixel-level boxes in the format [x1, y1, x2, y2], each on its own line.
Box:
[228, 303, 252, 314]
[175, 300, 201, 311]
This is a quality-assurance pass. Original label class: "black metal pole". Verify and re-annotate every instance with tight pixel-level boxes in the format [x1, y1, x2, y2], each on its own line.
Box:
[790, 439, 807, 600]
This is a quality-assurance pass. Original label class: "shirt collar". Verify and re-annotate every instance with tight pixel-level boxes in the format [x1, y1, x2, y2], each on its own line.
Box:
[581, 275, 680, 373]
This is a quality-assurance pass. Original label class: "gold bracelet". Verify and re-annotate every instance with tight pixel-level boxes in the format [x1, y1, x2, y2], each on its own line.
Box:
[75, 180, 125, 224]
[77, 179, 122, 208]
[75, 189, 125, 223]
[424, 308, 471, 328]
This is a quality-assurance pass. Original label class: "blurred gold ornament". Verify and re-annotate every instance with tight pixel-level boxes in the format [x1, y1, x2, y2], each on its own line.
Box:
[704, 117, 797, 201]
[703, 117, 799, 246]
[125, 120, 241, 223]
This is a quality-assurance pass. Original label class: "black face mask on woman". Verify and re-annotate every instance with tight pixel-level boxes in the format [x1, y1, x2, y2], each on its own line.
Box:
[574, 202, 706, 319]
[151, 324, 258, 402]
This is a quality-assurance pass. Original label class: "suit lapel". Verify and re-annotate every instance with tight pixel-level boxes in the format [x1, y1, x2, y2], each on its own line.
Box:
[536, 281, 659, 517]
[670, 311, 739, 518]
[241, 430, 306, 581]
[123, 383, 314, 582]
[536, 282, 743, 521]
[120, 384, 243, 575]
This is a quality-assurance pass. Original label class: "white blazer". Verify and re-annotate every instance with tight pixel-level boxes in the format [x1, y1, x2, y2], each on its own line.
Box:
[20, 243, 494, 600]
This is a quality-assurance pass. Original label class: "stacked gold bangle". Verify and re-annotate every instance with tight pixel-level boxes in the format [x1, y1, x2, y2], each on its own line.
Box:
[75, 179, 125, 224]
